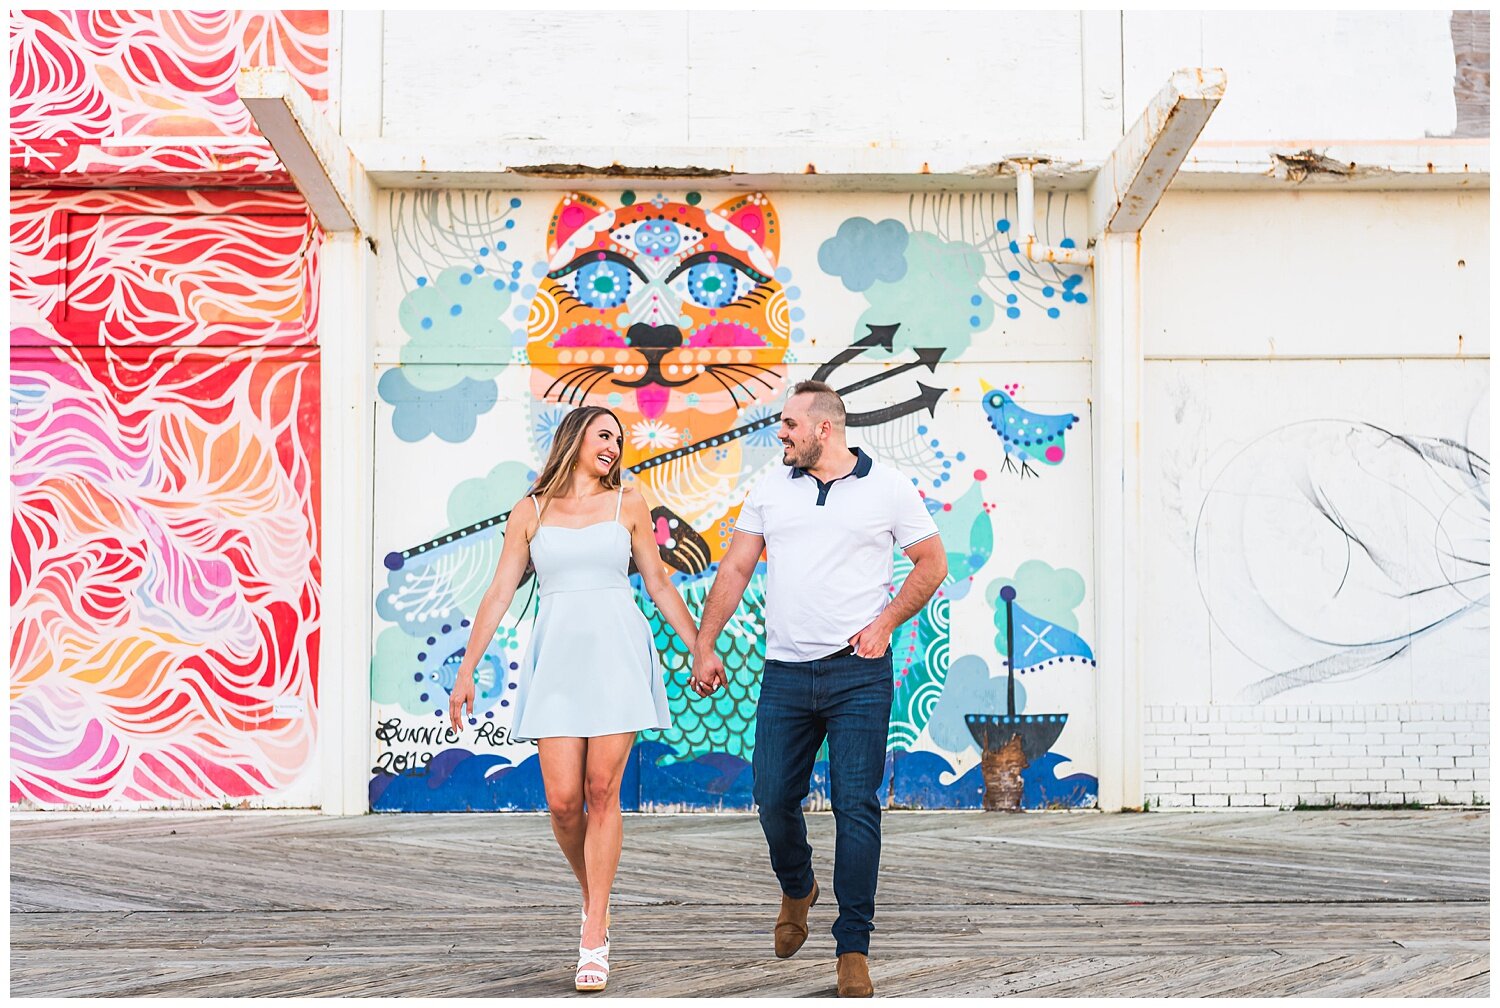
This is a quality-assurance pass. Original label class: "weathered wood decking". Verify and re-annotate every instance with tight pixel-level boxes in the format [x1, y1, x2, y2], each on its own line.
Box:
[9, 808, 1488, 997]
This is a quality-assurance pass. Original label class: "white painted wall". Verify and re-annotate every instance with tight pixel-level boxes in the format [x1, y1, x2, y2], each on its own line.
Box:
[1123, 11, 1460, 141]
[368, 11, 1464, 147]
[329, 10, 1488, 811]
[1139, 190, 1489, 808]
[1141, 191, 1488, 358]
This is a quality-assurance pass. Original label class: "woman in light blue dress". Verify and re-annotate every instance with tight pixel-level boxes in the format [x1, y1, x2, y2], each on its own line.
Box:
[449, 405, 698, 992]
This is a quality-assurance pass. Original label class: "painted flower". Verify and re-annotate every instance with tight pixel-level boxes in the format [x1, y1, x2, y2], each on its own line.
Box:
[740, 404, 782, 448]
[533, 406, 570, 455]
[630, 419, 681, 452]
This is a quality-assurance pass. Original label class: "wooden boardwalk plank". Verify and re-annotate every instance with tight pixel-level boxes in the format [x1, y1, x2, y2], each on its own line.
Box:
[10, 808, 1488, 998]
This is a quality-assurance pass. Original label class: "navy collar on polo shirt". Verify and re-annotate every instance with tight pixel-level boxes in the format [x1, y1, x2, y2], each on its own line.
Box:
[790, 447, 872, 505]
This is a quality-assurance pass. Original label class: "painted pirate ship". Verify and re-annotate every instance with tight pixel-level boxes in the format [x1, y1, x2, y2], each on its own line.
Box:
[967, 585, 1094, 810]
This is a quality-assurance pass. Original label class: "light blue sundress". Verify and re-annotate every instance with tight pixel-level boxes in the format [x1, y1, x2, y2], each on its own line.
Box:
[509, 489, 672, 742]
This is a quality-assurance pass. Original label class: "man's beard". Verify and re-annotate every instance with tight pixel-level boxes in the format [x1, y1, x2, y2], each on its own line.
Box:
[783, 440, 822, 469]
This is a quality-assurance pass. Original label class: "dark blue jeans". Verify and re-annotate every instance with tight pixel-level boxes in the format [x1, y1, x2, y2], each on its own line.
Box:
[752, 650, 893, 957]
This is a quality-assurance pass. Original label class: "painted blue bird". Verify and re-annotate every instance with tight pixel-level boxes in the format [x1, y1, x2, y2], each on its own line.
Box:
[980, 381, 1078, 479]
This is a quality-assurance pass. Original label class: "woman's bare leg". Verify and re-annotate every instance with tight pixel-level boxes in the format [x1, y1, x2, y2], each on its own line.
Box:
[538, 737, 590, 913]
[579, 731, 635, 949]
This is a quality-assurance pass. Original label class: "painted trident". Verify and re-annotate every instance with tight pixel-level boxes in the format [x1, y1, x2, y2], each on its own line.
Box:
[385, 323, 949, 571]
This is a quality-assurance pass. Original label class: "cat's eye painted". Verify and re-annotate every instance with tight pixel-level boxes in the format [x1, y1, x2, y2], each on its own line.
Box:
[684, 261, 740, 308]
[566, 258, 634, 310]
[665, 251, 766, 310]
[549, 250, 648, 310]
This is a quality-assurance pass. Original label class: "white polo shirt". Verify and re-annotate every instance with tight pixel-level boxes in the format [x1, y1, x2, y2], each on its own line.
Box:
[734, 448, 940, 662]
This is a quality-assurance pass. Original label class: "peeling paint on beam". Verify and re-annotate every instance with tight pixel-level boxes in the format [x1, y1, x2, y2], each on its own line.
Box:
[508, 162, 732, 179]
[353, 130, 1483, 193]
[353, 140, 1103, 191]
[1269, 149, 1356, 182]
[362, 170, 1098, 193]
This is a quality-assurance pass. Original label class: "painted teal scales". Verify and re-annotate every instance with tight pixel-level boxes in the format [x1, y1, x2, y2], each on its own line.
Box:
[509, 492, 671, 741]
[638, 570, 767, 763]
[642, 565, 955, 761]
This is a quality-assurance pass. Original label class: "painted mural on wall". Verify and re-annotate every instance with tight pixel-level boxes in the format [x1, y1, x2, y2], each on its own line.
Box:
[9, 7, 329, 809]
[10, 190, 323, 808]
[9, 8, 330, 186]
[1194, 412, 1489, 703]
[370, 190, 1100, 811]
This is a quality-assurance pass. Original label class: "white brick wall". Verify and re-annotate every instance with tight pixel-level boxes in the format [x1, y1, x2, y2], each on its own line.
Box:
[1142, 704, 1490, 809]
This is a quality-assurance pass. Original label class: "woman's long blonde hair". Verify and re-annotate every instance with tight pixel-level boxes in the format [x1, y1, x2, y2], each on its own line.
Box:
[527, 406, 624, 525]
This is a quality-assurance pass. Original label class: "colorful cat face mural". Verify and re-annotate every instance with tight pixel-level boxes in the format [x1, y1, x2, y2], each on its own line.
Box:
[527, 192, 789, 427]
[526, 192, 791, 570]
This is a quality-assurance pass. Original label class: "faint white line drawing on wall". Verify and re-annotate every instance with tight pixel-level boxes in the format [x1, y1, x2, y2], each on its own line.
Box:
[1193, 408, 1489, 702]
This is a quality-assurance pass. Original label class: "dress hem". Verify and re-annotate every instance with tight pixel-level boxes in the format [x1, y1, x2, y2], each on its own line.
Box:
[511, 720, 673, 744]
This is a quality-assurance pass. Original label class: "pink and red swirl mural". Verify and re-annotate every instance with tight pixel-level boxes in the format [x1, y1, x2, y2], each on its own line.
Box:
[11, 188, 321, 347]
[10, 9, 329, 186]
[10, 340, 321, 806]
[10, 11, 327, 808]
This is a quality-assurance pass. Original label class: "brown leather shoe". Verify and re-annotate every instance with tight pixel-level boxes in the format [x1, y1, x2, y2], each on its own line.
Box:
[837, 952, 874, 997]
[773, 880, 819, 958]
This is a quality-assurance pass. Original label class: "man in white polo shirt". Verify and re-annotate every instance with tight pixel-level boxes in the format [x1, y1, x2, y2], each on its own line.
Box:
[690, 380, 947, 998]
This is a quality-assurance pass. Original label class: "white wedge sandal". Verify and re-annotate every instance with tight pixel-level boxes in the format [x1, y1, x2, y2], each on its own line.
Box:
[574, 939, 610, 992]
[575, 908, 611, 992]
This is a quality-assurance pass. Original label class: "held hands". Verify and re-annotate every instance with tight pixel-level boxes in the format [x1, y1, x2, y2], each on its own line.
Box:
[688, 644, 728, 698]
[449, 673, 475, 732]
[849, 617, 894, 659]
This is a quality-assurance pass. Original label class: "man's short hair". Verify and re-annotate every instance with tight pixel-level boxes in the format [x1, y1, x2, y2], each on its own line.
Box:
[790, 380, 846, 428]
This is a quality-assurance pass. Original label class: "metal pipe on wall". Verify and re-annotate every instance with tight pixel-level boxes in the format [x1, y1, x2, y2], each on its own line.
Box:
[1010, 160, 1096, 267]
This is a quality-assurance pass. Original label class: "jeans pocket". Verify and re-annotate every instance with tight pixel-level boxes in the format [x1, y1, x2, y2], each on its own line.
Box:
[758, 659, 793, 707]
[840, 652, 894, 691]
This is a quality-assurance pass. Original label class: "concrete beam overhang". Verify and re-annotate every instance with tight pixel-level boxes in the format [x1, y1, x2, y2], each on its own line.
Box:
[1091, 69, 1227, 234]
[1181, 138, 1489, 190]
[236, 67, 375, 234]
[349, 138, 1486, 193]
[350, 140, 1101, 192]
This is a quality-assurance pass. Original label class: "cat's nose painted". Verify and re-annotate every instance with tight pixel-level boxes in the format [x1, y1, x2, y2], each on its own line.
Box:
[626, 323, 683, 351]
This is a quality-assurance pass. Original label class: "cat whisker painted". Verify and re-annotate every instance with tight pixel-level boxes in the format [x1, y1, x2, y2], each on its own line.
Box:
[711, 363, 779, 393]
[543, 365, 609, 401]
